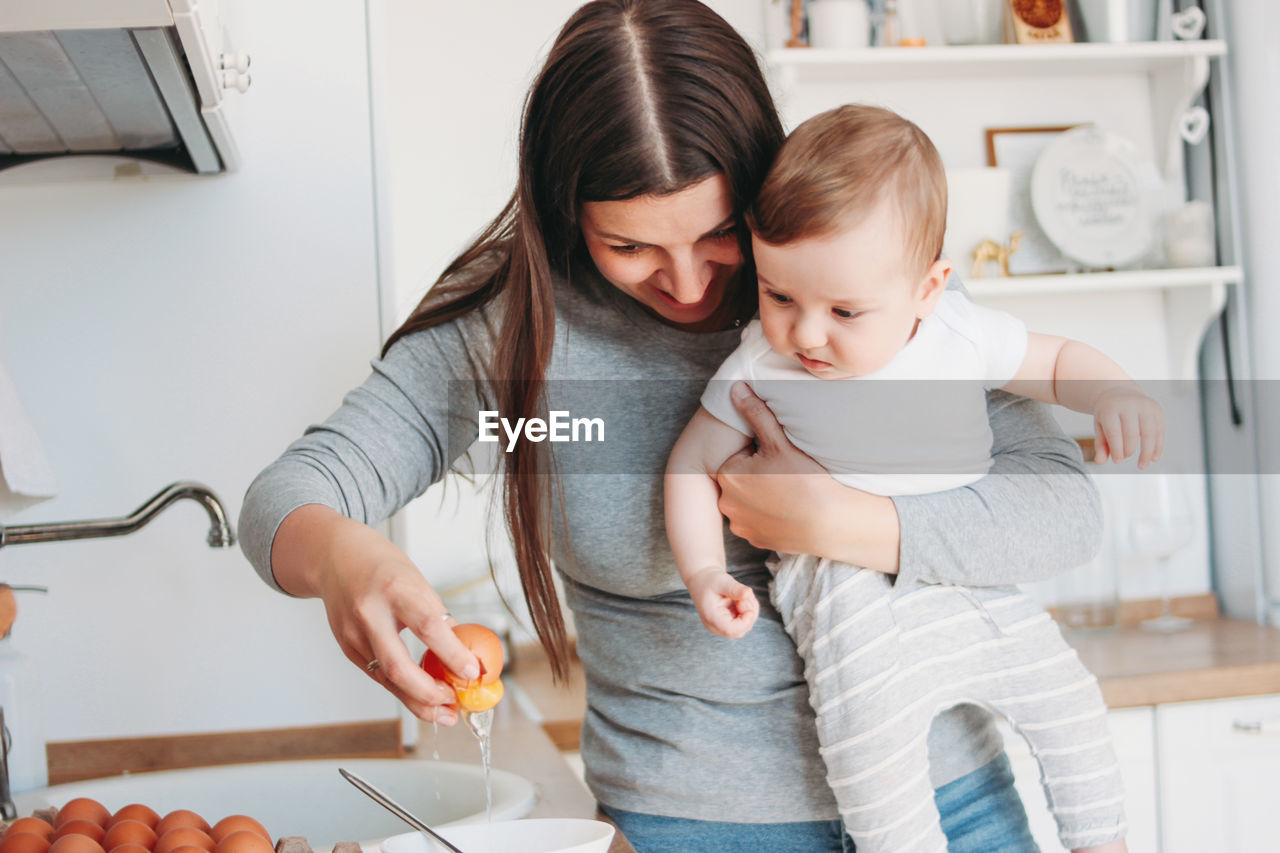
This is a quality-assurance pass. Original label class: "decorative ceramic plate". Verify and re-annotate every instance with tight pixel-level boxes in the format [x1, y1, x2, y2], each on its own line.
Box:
[1031, 127, 1162, 268]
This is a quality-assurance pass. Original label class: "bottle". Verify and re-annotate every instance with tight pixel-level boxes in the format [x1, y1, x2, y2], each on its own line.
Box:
[0, 591, 48, 793]
[882, 0, 899, 45]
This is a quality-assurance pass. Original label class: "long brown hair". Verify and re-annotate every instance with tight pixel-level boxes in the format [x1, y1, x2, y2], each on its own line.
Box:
[383, 0, 784, 680]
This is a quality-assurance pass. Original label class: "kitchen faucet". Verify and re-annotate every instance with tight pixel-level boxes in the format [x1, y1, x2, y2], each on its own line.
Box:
[0, 481, 236, 550]
[0, 481, 235, 818]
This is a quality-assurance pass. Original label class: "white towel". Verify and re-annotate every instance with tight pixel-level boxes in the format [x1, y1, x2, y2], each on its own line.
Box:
[0, 353, 57, 522]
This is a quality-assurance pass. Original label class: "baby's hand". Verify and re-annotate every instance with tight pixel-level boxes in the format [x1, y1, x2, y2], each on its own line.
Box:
[687, 567, 759, 639]
[1093, 385, 1165, 469]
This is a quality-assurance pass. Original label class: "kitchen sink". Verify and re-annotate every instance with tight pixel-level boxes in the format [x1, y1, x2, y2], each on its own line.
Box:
[13, 758, 536, 849]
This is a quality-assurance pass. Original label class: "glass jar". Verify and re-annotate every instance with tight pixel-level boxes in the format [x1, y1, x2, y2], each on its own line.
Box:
[1054, 487, 1120, 631]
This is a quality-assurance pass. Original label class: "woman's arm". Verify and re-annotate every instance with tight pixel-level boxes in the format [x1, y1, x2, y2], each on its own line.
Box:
[239, 313, 491, 722]
[715, 383, 1102, 586]
[269, 503, 477, 724]
[893, 390, 1102, 586]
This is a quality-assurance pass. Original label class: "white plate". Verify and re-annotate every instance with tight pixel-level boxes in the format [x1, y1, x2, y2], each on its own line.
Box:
[381, 820, 615, 853]
[1030, 126, 1162, 268]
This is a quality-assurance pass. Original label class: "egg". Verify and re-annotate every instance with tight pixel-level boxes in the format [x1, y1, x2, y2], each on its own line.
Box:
[168, 845, 212, 853]
[207, 819, 267, 845]
[211, 833, 272, 853]
[420, 622, 507, 712]
[0, 833, 52, 853]
[47, 835, 105, 853]
[5, 820, 54, 841]
[152, 829, 213, 853]
[54, 801, 110, 831]
[100, 822, 156, 852]
[151, 816, 208, 841]
[421, 623, 505, 685]
[108, 807, 160, 831]
[52, 824, 104, 845]
[107, 844, 152, 853]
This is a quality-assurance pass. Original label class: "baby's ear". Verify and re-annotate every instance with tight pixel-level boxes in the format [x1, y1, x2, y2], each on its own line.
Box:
[914, 258, 952, 318]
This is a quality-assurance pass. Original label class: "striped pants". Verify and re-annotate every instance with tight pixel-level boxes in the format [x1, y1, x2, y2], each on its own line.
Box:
[771, 554, 1127, 853]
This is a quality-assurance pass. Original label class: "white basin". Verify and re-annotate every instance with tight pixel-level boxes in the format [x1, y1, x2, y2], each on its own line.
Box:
[14, 759, 536, 849]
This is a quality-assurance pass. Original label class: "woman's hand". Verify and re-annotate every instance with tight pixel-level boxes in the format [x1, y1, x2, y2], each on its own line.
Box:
[713, 383, 902, 574]
[272, 505, 480, 724]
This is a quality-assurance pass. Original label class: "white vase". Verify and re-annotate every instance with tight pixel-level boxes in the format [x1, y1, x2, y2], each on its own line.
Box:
[943, 167, 1012, 273]
[807, 0, 870, 49]
[1076, 0, 1160, 43]
[938, 0, 1004, 45]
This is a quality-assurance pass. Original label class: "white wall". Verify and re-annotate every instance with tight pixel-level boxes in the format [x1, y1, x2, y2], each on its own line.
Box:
[1223, 0, 1280, 622]
[0, 0, 401, 750]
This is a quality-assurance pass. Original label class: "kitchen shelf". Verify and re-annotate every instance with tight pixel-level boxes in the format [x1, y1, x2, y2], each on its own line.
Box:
[965, 265, 1241, 298]
[767, 40, 1228, 85]
[968, 266, 1237, 380]
[762, 22, 1235, 382]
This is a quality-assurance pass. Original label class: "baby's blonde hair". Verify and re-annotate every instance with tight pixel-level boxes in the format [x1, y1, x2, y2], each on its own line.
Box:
[747, 104, 947, 276]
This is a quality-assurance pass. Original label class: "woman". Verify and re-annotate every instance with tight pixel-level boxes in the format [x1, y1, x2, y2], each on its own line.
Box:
[239, 2, 1100, 850]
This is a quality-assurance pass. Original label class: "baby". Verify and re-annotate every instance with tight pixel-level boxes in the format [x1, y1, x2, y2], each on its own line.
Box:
[665, 104, 1151, 853]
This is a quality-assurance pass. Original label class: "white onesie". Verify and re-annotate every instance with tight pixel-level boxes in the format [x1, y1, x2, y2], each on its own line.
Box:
[699, 290, 1127, 852]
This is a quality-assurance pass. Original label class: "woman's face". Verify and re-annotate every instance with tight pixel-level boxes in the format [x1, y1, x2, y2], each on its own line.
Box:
[579, 174, 744, 330]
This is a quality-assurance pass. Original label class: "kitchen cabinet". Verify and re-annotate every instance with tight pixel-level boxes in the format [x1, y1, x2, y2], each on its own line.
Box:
[1155, 693, 1280, 853]
[760, 36, 1237, 382]
[1002, 693, 1280, 853]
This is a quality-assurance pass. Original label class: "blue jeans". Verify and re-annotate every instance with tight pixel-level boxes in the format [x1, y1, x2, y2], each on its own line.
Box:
[599, 753, 1039, 852]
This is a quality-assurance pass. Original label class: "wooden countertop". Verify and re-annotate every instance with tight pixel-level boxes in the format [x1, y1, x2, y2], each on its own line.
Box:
[1064, 615, 1280, 708]
[414, 688, 635, 853]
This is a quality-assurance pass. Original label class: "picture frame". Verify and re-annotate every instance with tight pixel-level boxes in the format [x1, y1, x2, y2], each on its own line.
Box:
[984, 124, 1084, 275]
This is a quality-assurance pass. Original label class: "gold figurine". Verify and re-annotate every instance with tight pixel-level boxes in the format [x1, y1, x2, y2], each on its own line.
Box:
[971, 231, 1025, 278]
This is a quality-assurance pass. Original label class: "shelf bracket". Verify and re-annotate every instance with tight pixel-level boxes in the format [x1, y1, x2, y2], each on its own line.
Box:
[1164, 280, 1226, 382]
[1151, 53, 1211, 185]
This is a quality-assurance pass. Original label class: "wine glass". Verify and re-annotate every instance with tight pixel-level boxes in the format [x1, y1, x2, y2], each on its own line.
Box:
[1128, 474, 1196, 632]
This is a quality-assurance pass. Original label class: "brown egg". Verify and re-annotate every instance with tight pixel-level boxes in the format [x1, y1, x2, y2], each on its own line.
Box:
[47, 836, 106, 853]
[108, 807, 160, 831]
[168, 846, 211, 853]
[0, 833, 52, 853]
[151, 817, 207, 842]
[207, 819, 267, 845]
[108, 845, 152, 853]
[211, 833, 272, 853]
[152, 829, 213, 853]
[5, 820, 55, 841]
[52, 824, 104, 845]
[54, 802, 111, 831]
[100, 822, 156, 853]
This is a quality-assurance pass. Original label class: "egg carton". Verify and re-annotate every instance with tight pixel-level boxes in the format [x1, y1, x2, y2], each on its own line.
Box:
[2, 806, 59, 828]
[276, 838, 362, 853]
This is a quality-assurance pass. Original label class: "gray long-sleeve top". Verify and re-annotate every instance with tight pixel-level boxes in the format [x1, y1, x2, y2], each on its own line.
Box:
[240, 265, 1101, 823]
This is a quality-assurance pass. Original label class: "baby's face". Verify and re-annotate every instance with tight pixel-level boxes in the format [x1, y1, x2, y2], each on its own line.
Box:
[753, 200, 934, 379]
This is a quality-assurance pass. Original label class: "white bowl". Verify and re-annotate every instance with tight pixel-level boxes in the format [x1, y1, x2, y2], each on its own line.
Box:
[14, 759, 537, 849]
[381, 820, 615, 853]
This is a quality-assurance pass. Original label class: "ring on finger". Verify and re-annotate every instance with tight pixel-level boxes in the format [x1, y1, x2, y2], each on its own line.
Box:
[365, 658, 382, 674]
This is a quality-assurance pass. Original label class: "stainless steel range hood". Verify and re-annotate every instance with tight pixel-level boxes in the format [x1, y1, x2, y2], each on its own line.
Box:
[0, 1, 247, 174]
